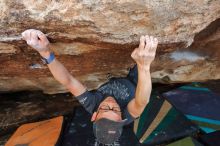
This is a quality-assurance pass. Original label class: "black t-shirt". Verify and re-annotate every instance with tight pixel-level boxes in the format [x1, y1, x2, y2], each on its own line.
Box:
[75, 77, 136, 125]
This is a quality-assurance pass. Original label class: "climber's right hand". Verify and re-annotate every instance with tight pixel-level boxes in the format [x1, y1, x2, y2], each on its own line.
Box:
[22, 29, 50, 53]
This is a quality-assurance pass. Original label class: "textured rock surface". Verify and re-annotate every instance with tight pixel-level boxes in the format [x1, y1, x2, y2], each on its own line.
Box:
[0, 0, 220, 93]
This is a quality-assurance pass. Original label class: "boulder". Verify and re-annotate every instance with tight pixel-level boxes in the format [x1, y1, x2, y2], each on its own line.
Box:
[0, 0, 220, 93]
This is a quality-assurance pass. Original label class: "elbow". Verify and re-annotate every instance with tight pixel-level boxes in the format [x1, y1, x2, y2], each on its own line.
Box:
[131, 99, 149, 118]
[141, 99, 149, 107]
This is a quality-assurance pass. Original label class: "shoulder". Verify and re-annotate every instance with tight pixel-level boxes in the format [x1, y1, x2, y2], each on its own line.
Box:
[75, 90, 104, 114]
[75, 90, 103, 102]
[98, 77, 135, 91]
[122, 107, 137, 125]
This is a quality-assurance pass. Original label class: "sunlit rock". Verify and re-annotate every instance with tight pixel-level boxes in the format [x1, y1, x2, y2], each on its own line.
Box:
[0, 0, 219, 93]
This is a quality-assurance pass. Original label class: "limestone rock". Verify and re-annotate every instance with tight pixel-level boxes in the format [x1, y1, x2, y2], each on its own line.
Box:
[0, 0, 220, 93]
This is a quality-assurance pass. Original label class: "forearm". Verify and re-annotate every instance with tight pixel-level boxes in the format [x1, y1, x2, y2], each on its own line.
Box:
[21, 29, 86, 96]
[135, 64, 152, 106]
[127, 64, 152, 117]
[128, 35, 157, 117]
[40, 51, 86, 96]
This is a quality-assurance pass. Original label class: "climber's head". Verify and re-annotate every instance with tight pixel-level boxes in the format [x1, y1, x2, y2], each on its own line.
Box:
[91, 96, 126, 144]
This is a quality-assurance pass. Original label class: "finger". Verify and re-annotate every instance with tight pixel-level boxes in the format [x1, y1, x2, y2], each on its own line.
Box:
[148, 36, 154, 52]
[30, 30, 39, 46]
[154, 38, 158, 49]
[28, 30, 31, 40]
[138, 36, 145, 50]
[154, 37, 158, 45]
[31, 30, 39, 41]
[29, 30, 34, 45]
[144, 35, 150, 50]
[149, 36, 154, 51]
[37, 31, 47, 42]
[21, 31, 26, 40]
[26, 30, 32, 45]
[131, 48, 136, 59]
[36, 30, 44, 36]
[151, 37, 158, 52]
[26, 29, 37, 45]
[21, 30, 31, 41]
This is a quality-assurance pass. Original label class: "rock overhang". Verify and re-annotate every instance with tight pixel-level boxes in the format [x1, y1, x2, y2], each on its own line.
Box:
[0, 0, 220, 94]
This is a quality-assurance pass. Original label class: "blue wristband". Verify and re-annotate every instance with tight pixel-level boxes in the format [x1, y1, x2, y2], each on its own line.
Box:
[41, 52, 55, 64]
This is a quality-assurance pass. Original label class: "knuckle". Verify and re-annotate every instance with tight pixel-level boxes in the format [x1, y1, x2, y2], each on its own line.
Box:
[21, 32, 25, 37]
[31, 30, 36, 35]
[139, 44, 144, 48]
[27, 40, 31, 45]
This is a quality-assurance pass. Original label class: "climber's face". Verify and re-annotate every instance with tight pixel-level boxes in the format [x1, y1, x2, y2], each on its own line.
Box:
[91, 96, 122, 122]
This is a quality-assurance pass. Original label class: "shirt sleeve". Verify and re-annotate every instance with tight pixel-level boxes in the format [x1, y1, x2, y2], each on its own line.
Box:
[75, 90, 103, 114]
[123, 107, 136, 125]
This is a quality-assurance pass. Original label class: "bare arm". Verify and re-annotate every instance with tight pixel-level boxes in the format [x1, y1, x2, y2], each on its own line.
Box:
[40, 51, 86, 96]
[127, 35, 158, 118]
[22, 29, 86, 96]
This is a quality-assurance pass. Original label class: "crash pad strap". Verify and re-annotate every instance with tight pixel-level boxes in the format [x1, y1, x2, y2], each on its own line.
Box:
[133, 118, 139, 134]
[6, 116, 63, 146]
[139, 100, 172, 143]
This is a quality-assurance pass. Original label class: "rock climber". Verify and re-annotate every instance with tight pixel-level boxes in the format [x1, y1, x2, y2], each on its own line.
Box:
[21, 29, 158, 144]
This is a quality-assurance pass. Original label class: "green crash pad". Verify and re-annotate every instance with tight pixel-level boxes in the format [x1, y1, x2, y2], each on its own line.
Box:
[167, 137, 203, 146]
[134, 92, 200, 146]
